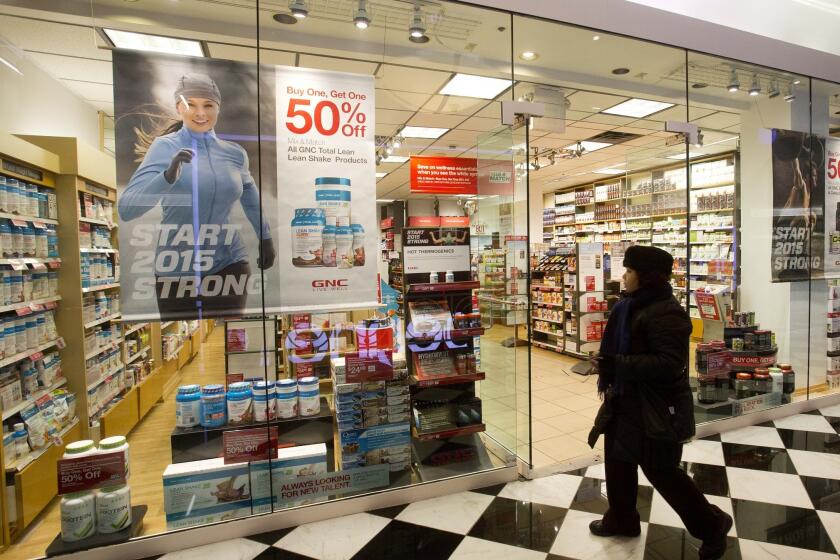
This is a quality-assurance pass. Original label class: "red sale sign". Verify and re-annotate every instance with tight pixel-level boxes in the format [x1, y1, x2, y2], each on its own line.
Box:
[410, 156, 477, 195]
[223, 427, 284, 464]
[345, 350, 394, 382]
[58, 451, 126, 494]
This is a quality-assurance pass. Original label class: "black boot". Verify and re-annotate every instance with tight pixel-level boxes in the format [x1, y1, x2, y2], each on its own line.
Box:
[588, 519, 641, 538]
[699, 506, 734, 560]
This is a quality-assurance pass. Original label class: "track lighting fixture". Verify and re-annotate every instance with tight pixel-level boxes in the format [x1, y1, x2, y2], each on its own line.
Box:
[353, 0, 371, 29]
[727, 68, 740, 93]
[385, 141, 394, 156]
[375, 152, 383, 166]
[749, 74, 761, 96]
[768, 79, 780, 99]
[289, 0, 308, 19]
[785, 84, 796, 102]
[409, 2, 426, 40]
[392, 134, 403, 148]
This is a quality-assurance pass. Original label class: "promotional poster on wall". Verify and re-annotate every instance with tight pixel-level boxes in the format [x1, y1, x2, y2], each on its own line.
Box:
[113, 51, 378, 320]
[771, 128, 826, 282]
[402, 227, 471, 285]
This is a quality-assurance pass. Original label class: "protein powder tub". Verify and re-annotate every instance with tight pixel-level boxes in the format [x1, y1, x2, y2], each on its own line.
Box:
[291, 208, 325, 267]
[351, 219, 365, 266]
[315, 177, 351, 220]
[298, 376, 320, 417]
[200, 384, 227, 428]
[321, 216, 337, 267]
[96, 484, 131, 534]
[335, 217, 354, 269]
[60, 440, 98, 542]
[275, 379, 298, 419]
[253, 381, 276, 422]
[99, 435, 130, 479]
[175, 384, 202, 428]
[227, 382, 254, 426]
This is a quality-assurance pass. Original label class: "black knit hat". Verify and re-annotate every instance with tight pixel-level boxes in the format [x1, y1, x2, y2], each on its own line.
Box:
[623, 245, 673, 275]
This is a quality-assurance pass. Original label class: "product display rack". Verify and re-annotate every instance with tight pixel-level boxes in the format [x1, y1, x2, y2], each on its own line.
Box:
[530, 246, 574, 353]
[224, 316, 283, 381]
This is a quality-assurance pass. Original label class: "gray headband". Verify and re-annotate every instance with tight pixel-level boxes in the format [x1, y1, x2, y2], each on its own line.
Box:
[174, 73, 221, 106]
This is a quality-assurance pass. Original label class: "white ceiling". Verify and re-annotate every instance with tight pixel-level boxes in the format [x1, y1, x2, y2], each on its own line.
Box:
[0, 0, 829, 196]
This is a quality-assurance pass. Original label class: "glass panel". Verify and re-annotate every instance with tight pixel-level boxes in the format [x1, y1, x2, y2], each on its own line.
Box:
[686, 52, 811, 421]
[512, 13, 688, 469]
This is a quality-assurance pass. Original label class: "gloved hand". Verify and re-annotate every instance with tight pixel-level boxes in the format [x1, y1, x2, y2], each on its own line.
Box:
[597, 353, 615, 373]
[258, 238, 276, 269]
[164, 148, 194, 184]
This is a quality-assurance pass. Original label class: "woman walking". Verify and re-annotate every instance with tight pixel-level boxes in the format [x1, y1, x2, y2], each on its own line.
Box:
[588, 245, 733, 560]
[119, 73, 275, 320]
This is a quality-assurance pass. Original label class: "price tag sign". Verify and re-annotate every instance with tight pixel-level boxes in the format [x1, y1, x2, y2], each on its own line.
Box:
[222, 426, 281, 464]
[9, 259, 26, 271]
[29, 303, 44, 312]
[58, 451, 126, 494]
[56, 337, 66, 349]
[30, 262, 47, 271]
[345, 350, 393, 382]
[29, 351, 44, 361]
[47, 261, 61, 269]
[45, 301, 57, 310]
[15, 307, 32, 316]
[10, 219, 27, 227]
[31, 221, 47, 229]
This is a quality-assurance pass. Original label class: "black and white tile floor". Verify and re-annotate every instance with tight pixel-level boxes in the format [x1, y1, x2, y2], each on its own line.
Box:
[145, 404, 840, 560]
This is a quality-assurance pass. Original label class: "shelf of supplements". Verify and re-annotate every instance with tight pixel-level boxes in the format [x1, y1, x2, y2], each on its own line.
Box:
[123, 322, 149, 336]
[690, 181, 735, 191]
[0, 338, 62, 369]
[126, 346, 150, 364]
[0, 257, 61, 267]
[0, 211, 58, 225]
[78, 247, 117, 254]
[77, 216, 115, 228]
[86, 363, 125, 392]
[532, 340, 564, 351]
[411, 370, 486, 388]
[532, 316, 564, 325]
[2, 377, 67, 421]
[83, 312, 121, 329]
[81, 282, 120, 293]
[533, 328, 562, 337]
[84, 338, 124, 361]
[0, 295, 61, 314]
[412, 423, 485, 441]
[6, 417, 80, 474]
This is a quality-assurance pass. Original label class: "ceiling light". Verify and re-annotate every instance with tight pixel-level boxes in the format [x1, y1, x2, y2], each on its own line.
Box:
[601, 98, 674, 118]
[692, 83, 708, 89]
[793, 79, 801, 85]
[593, 167, 625, 175]
[382, 155, 409, 163]
[376, 172, 388, 178]
[289, 0, 309, 19]
[0, 56, 22, 76]
[409, 3, 426, 39]
[439, 73, 511, 99]
[666, 151, 703, 160]
[385, 141, 394, 155]
[785, 85, 796, 102]
[273, 13, 298, 24]
[532, 158, 541, 171]
[392, 135, 403, 148]
[354, 0, 371, 29]
[749, 74, 761, 96]
[563, 140, 611, 153]
[519, 51, 539, 61]
[727, 68, 740, 92]
[611, 68, 630, 75]
[376, 199, 395, 203]
[768, 79, 780, 98]
[102, 29, 205, 57]
[375, 153, 383, 165]
[400, 126, 449, 139]
[592, 35, 600, 41]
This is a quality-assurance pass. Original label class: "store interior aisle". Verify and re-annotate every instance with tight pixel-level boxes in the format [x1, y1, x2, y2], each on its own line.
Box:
[4, 327, 225, 560]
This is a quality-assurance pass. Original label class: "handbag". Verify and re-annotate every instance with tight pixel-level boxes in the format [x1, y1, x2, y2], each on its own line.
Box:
[638, 379, 695, 443]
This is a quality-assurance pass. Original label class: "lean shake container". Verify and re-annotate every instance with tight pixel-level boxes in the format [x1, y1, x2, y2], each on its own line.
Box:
[335, 217, 354, 269]
[253, 381, 276, 422]
[351, 218, 365, 266]
[227, 382, 254, 425]
[291, 208, 325, 267]
[322, 216, 337, 267]
[200, 384, 226, 428]
[298, 376, 320, 417]
[314, 177, 351, 220]
[275, 379, 298, 419]
[175, 385, 201, 428]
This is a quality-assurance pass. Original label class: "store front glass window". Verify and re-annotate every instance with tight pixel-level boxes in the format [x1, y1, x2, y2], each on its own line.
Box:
[0, 0, 526, 556]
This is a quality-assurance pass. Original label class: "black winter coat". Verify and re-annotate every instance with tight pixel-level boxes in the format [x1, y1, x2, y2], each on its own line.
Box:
[589, 291, 695, 467]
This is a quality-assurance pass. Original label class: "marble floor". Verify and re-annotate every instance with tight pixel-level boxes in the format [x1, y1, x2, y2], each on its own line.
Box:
[140, 403, 840, 560]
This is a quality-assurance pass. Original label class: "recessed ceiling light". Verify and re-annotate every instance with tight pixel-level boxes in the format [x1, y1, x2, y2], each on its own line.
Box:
[593, 167, 625, 175]
[692, 83, 708, 89]
[409, 35, 430, 44]
[376, 199, 395, 202]
[666, 151, 703, 160]
[439, 73, 511, 99]
[0, 56, 22, 76]
[102, 28, 204, 57]
[611, 67, 630, 75]
[601, 98, 674, 118]
[793, 79, 801, 85]
[563, 140, 612, 153]
[400, 126, 449, 139]
[381, 155, 409, 163]
[376, 172, 388, 178]
[273, 13, 298, 24]
[519, 51, 538, 61]
[593, 35, 600, 41]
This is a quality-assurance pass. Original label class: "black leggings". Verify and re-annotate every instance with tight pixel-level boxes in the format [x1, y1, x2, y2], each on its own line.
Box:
[155, 261, 251, 320]
[603, 430, 720, 540]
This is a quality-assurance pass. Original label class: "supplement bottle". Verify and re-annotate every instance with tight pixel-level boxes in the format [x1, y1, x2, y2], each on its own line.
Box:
[96, 485, 131, 534]
[60, 440, 98, 542]
[253, 381, 276, 422]
[321, 216, 337, 267]
[200, 384, 227, 428]
[0, 220, 11, 257]
[314, 177, 351, 220]
[99, 435, 130, 478]
[226, 381, 254, 425]
[298, 376, 320, 416]
[351, 220, 365, 266]
[13, 422, 28, 460]
[175, 384, 202, 428]
[275, 379, 298, 419]
[291, 208, 325, 267]
[335, 217, 354, 269]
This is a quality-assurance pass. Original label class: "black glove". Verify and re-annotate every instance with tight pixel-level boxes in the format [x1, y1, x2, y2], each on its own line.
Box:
[164, 148, 194, 184]
[258, 238, 276, 269]
[597, 354, 615, 373]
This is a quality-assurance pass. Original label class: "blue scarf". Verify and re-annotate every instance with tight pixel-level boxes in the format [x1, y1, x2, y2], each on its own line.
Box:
[597, 283, 673, 395]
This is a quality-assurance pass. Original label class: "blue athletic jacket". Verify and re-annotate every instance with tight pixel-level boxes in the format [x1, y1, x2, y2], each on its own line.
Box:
[119, 126, 270, 276]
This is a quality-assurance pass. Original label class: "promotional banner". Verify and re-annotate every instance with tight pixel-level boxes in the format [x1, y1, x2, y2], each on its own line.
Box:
[402, 227, 471, 285]
[771, 128, 825, 282]
[410, 156, 478, 194]
[114, 51, 378, 319]
[825, 136, 840, 277]
[275, 66, 378, 312]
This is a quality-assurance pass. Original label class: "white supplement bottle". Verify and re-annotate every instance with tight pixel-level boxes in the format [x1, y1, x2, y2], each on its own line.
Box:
[335, 217, 354, 269]
[298, 376, 320, 417]
[96, 485, 131, 534]
[321, 216, 337, 267]
[315, 177, 351, 220]
[291, 209, 325, 267]
[99, 435, 130, 479]
[275, 379, 298, 419]
[60, 440, 98, 542]
[351, 219, 365, 266]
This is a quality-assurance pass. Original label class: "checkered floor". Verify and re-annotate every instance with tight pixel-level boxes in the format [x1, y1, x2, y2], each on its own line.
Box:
[146, 403, 840, 560]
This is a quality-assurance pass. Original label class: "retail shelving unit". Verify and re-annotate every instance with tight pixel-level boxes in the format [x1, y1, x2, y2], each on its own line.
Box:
[530, 246, 573, 353]
[224, 316, 282, 381]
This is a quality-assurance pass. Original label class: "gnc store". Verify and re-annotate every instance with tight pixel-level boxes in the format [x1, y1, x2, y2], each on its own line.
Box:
[0, 1, 839, 558]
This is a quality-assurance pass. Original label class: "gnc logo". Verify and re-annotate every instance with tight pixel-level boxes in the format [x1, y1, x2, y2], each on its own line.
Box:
[312, 279, 349, 288]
